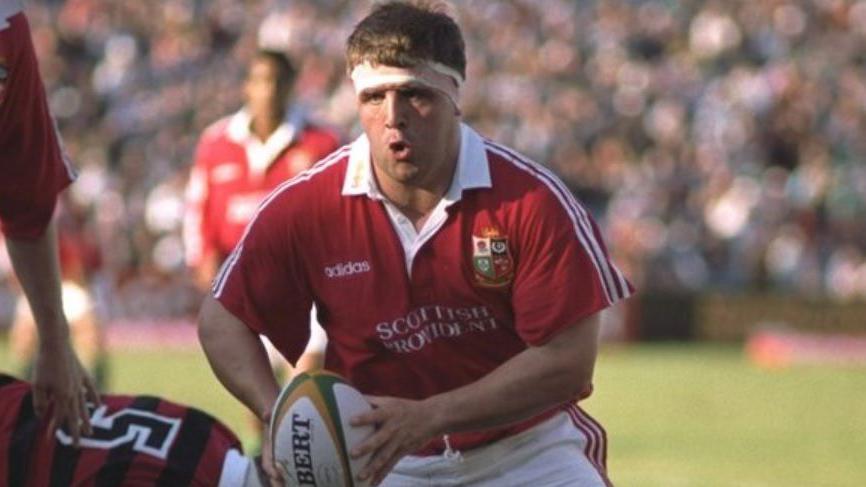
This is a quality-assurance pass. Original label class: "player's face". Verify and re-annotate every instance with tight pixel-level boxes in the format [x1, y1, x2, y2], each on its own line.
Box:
[243, 57, 289, 120]
[357, 81, 460, 189]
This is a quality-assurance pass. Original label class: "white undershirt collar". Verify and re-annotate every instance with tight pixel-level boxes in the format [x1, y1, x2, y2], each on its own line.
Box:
[342, 123, 491, 274]
[226, 105, 306, 177]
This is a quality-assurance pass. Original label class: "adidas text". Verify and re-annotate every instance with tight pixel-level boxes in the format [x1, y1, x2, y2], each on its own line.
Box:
[324, 260, 371, 278]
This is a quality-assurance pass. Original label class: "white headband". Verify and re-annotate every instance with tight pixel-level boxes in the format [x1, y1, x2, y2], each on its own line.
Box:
[350, 61, 464, 107]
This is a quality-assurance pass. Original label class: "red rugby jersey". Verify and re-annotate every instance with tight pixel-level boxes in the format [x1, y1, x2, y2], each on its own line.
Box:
[183, 107, 341, 268]
[214, 124, 633, 453]
[0, 2, 76, 239]
[0, 374, 243, 486]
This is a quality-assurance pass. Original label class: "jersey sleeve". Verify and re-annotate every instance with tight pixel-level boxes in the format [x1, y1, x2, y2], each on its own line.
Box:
[0, 11, 76, 239]
[309, 125, 343, 160]
[511, 183, 633, 346]
[183, 139, 215, 269]
[211, 190, 313, 363]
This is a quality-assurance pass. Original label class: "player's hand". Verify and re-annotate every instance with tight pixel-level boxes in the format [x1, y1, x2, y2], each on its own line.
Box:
[32, 338, 100, 446]
[260, 412, 286, 487]
[350, 395, 441, 486]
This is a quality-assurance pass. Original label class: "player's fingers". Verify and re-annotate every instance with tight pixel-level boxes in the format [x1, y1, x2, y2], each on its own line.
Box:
[77, 389, 92, 436]
[51, 387, 83, 447]
[44, 404, 59, 442]
[370, 456, 401, 487]
[261, 437, 284, 485]
[262, 457, 276, 478]
[351, 423, 391, 458]
[78, 372, 98, 435]
[83, 373, 101, 406]
[267, 468, 284, 487]
[266, 461, 285, 487]
[361, 434, 415, 484]
[351, 396, 391, 428]
[65, 404, 82, 447]
[264, 462, 283, 487]
[34, 400, 57, 438]
[363, 395, 391, 408]
[350, 407, 386, 428]
[363, 437, 402, 485]
[32, 387, 48, 418]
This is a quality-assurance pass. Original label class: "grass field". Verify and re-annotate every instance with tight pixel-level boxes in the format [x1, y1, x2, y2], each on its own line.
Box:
[2, 339, 864, 486]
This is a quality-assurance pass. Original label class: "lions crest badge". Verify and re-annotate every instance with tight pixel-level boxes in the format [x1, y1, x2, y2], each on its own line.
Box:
[472, 227, 514, 287]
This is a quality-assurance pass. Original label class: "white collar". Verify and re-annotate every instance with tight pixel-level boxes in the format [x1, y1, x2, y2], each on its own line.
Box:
[227, 105, 306, 175]
[226, 105, 306, 147]
[341, 123, 491, 201]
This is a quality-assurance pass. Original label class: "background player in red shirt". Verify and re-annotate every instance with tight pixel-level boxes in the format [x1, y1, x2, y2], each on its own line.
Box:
[183, 49, 341, 291]
[0, 0, 98, 446]
[184, 48, 338, 375]
[199, 1, 633, 485]
[0, 373, 270, 486]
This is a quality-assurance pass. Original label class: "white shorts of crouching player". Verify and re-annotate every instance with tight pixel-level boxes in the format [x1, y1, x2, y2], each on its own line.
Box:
[380, 408, 611, 487]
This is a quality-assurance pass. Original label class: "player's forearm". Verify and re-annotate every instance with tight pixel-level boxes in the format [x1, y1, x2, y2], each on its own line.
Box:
[198, 295, 280, 420]
[5, 219, 68, 342]
[425, 314, 600, 435]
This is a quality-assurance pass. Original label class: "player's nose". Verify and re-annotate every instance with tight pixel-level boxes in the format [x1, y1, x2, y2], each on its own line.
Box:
[384, 92, 408, 129]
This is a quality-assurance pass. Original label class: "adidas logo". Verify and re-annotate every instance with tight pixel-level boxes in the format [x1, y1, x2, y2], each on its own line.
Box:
[324, 260, 371, 278]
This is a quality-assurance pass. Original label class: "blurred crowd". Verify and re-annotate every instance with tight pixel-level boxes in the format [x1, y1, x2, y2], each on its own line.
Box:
[3, 0, 866, 324]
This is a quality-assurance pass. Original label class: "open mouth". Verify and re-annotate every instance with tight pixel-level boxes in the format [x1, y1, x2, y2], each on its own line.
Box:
[389, 141, 412, 160]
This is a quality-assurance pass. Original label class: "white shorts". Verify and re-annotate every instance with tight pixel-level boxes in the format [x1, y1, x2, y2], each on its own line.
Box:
[381, 405, 612, 487]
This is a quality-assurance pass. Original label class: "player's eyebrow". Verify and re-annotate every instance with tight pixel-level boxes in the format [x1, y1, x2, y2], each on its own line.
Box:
[359, 80, 430, 97]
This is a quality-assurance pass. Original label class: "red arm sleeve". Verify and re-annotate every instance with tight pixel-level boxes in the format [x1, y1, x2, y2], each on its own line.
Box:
[511, 184, 633, 346]
[183, 140, 214, 269]
[0, 11, 76, 239]
[211, 189, 313, 364]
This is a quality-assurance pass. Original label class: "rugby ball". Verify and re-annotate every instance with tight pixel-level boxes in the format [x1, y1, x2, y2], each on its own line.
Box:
[270, 370, 373, 487]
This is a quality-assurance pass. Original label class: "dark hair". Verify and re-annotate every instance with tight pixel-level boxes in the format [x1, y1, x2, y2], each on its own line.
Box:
[254, 49, 298, 88]
[346, 1, 466, 80]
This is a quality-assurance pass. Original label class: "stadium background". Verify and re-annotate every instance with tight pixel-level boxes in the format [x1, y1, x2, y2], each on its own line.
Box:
[1, 0, 865, 485]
